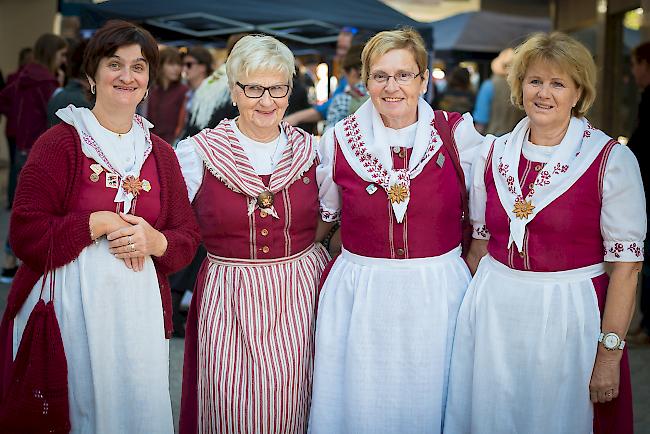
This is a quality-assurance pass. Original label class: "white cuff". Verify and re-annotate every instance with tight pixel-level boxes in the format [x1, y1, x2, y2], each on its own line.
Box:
[320, 205, 341, 222]
[472, 224, 490, 240]
[604, 241, 644, 262]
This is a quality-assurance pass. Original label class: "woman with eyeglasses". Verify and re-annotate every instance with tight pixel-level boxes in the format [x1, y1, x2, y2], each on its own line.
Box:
[309, 28, 483, 433]
[176, 34, 330, 434]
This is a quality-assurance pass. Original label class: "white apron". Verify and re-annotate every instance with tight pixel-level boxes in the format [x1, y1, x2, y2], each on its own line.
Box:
[309, 246, 471, 434]
[13, 239, 173, 434]
[444, 255, 604, 434]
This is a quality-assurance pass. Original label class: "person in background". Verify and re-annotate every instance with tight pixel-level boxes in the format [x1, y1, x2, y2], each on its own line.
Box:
[181, 35, 245, 138]
[146, 46, 188, 144]
[0, 20, 200, 433]
[627, 41, 650, 346]
[2, 47, 32, 210]
[325, 44, 368, 129]
[445, 32, 644, 434]
[436, 66, 475, 114]
[473, 48, 524, 135]
[47, 40, 92, 127]
[181, 46, 213, 135]
[0, 34, 67, 284]
[283, 27, 356, 128]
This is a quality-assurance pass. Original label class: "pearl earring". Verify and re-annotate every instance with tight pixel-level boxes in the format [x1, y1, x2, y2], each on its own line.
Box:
[90, 83, 96, 94]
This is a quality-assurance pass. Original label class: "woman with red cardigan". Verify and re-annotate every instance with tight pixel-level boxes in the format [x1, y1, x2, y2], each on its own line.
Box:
[0, 21, 200, 434]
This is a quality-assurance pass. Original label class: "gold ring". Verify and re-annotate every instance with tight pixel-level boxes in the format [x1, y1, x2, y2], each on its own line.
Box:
[130, 243, 135, 251]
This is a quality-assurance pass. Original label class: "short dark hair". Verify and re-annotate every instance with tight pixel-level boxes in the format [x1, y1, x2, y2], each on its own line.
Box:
[633, 42, 650, 65]
[33, 34, 67, 73]
[83, 20, 159, 89]
[185, 46, 214, 76]
[447, 66, 471, 90]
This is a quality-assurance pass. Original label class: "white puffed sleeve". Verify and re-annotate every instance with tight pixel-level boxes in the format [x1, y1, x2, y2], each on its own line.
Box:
[469, 135, 496, 240]
[316, 128, 341, 222]
[452, 112, 485, 189]
[601, 144, 646, 261]
[175, 137, 205, 203]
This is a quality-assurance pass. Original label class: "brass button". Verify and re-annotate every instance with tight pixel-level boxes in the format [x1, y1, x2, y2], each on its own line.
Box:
[528, 182, 534, 190]
[519, 251, 526, 258]
[399, 150, 407, 158]
[534, 164, 542, 171]
[261, 228, 269, 236]
[302, 177, 310, 184]
[261, 246, 270, 253]
[396, 248, 405, 256]
[392, 146, 401, 154]
[260, 210, 268, 218]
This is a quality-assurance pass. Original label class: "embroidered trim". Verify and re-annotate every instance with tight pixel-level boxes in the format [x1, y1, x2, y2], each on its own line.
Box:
[341, 113, 441, 190]
[472, 224, 490, 239]
[604, 241, 644, 260]
[320, 206, 341, 222]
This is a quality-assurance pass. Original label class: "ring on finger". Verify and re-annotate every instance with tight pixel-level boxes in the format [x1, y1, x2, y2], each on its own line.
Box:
[130, 243, 135, 252]
[128, 235, 132, 245]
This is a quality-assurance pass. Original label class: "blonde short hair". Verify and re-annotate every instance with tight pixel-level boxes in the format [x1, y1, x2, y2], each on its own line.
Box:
[508, 32, 596, 117]
[226, 34, 295, 88]
[361, 27, 428, 86]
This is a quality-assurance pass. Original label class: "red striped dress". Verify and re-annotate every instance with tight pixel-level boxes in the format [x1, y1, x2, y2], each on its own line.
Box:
[177, 120, 330, 434]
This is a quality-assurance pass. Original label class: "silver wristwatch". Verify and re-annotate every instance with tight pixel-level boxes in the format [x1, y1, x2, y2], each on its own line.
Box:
[598, 332, 625, 350]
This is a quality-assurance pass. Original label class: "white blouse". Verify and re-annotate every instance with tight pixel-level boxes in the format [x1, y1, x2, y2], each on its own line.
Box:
[470, 137, 647, 262]
[316, 112, 483, 221]
[176, 119, 288, 202]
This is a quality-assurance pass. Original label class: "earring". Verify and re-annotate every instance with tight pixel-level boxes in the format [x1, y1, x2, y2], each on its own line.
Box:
[144, 89, 149, 100]
[232, 101, 237, 107]
[90, 83, 96, 94]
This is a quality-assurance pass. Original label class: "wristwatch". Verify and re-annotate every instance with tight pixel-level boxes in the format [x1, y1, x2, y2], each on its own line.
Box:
[598, 332, 626, 350]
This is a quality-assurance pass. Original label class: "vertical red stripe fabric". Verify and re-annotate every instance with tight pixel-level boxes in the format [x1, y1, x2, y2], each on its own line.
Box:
[188, 246, 328, 434]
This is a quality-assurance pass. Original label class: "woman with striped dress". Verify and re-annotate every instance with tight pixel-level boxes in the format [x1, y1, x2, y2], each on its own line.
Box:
[176, 35, 330, 434]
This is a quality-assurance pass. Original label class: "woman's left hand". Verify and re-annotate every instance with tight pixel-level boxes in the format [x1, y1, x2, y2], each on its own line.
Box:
[107, 212, 168, 259]
[589, 350, 621, 403]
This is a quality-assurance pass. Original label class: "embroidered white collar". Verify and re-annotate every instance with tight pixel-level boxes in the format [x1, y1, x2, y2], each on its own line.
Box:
[492, 116, 613, 252]
[333, 98, 443, 222]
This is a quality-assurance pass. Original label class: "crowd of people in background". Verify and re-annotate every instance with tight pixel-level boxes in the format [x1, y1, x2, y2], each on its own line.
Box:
[0, 17, 647, 434]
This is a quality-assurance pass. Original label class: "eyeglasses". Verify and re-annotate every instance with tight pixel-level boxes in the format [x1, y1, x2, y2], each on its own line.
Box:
[369, 71, 422, 85]
[183, 61, 197, 69]
[236, 82, 290, 98]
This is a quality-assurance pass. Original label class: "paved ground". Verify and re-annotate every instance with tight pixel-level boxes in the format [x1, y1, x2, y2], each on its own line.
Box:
[0, 207, 647, 433]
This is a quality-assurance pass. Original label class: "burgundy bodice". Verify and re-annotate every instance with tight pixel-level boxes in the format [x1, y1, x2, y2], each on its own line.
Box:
[193, 163, 319, 259]
[73, 154, 161, 224]
[334, 138, 464, 259]
[485, 142, 616, 271]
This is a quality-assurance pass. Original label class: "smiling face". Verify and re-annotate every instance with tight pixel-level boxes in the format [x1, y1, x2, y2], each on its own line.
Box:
[231, 69, 291, 140]
[366, 48, 428, 129]
[90, 44, 149, 112]
[522, 59, 581, 132]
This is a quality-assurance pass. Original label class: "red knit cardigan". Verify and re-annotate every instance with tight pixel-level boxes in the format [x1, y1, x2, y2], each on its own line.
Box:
[0, 122, 200, 346]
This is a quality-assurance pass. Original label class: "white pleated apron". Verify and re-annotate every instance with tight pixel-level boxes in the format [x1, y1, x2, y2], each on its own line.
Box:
[445, 255, 605, 434]
[13, 239, 173, 434]
[197, 243, 330, 434]
[309, 245, 471, 434]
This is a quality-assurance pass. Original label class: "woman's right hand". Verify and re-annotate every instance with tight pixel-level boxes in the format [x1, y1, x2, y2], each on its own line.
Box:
[89, 211, 132, 239]
[89, 211, 145, 271]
